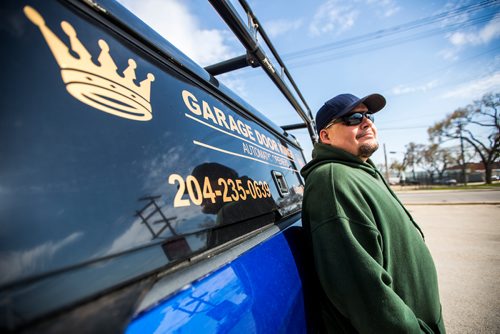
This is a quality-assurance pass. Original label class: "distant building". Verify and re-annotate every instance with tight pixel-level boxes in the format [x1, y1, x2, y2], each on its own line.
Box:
[445, 162, 500, 182]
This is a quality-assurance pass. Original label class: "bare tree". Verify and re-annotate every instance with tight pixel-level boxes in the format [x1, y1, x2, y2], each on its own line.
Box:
[389, 160, 405, 184]
[428, 92, 500, 184]
[403, 142, 424, 181]
[418, 144, 456, 183]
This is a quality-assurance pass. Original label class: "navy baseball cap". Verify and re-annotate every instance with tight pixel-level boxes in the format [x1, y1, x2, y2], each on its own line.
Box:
[315, 93, 386, 132]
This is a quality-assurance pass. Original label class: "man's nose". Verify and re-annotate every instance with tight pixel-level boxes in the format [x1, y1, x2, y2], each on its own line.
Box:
[360, 116, 372, 128]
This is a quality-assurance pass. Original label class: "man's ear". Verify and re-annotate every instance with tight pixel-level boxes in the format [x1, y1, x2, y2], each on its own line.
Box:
[319, 129, 332, 144]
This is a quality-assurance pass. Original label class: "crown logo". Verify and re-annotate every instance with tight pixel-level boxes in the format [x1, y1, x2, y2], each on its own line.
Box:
[24, 6, 155, 121]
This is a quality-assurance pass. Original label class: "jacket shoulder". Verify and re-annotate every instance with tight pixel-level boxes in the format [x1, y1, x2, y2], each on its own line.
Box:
[307, 162, 352, 181]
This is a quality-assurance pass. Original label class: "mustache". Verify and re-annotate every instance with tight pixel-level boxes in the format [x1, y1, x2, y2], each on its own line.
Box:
[356, 129, 374, 139]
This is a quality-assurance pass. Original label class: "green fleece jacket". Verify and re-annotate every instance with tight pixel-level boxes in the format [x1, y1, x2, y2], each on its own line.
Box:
[301, 143, 445, 333]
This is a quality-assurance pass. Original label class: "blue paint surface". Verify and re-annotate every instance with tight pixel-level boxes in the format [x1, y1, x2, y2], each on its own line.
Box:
[126, 232, 306, 333]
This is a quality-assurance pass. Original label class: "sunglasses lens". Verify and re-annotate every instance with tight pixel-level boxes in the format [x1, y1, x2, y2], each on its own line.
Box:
[345, 113, 364, 125]
[343, 113, 374, 125]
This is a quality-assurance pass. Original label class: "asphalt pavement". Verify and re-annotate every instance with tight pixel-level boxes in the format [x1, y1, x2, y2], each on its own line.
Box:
[395, 188, 500, 205]
[397, 189, 500, 334]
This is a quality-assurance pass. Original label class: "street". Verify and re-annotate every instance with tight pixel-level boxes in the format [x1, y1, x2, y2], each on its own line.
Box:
[397, 189, 500, 333]
[396, 188, 500, 204]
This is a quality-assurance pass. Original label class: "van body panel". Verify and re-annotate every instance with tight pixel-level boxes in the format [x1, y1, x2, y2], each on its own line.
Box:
[0, 0, 311, 332]
[126, 231, 306, 333]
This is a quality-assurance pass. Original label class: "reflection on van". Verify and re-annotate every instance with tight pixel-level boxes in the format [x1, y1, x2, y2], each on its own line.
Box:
[0, 0, 316, 332]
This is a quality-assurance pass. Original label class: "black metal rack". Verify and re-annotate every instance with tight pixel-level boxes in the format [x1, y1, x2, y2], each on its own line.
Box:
[205, 0, 318, 143]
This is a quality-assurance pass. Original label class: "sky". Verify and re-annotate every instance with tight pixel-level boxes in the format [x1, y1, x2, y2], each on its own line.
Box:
[118, 0, 500, 168]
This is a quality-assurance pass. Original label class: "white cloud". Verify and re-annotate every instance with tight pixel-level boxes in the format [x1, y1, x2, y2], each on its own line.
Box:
[438, 48, 459, 61]
[218, 73, 247, 98]
[366, 0, 400, 17]
[266, 18, 303, 38]
[118, 0, 236, 66]
[447, 14, 500, 47]
[391, 80, 439, 95]
[309, 0, 400, 36]
[439, 15, 500, 61]
[439, 0, 471, 26]
[0, 232, 84, 284]
[309, 0, 358, 36]
[442, 72, 500, 100]
[118, 0, 247, 100]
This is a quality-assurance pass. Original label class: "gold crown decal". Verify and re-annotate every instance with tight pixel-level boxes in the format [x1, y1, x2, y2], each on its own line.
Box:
[24, 6, 155, 121]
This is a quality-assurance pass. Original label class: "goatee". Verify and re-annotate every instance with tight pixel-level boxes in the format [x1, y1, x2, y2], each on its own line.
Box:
[358, 142, 379, 159]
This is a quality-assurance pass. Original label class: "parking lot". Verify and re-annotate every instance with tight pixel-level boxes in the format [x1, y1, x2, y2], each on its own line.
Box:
[402, 192, 500, 333]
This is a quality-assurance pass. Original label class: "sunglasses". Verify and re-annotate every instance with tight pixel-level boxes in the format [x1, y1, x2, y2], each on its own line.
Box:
[324, 112, 375, 128]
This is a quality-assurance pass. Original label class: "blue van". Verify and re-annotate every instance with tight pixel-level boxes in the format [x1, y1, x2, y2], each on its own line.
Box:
[0, 0, 318, 332]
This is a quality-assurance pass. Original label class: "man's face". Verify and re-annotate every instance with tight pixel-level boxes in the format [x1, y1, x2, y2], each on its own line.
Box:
[319, 103, 379, 160]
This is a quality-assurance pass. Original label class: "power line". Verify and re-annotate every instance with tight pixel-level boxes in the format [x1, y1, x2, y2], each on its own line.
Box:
[379, 45, 500, 94]
[232, 0, 499, 83]
[378, 126, 430, 131]
[284, 0, 498, 61]
[288, 13, 498, 68]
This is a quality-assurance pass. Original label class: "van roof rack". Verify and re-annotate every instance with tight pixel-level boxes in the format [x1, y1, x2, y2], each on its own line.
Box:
[205, 0, 318, 143]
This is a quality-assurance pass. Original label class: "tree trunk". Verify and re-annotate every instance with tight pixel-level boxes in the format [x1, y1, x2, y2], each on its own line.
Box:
[485, 163, 492, 184]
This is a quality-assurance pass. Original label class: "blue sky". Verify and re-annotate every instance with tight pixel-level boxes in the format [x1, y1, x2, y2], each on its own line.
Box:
[118, 0, 500, 167]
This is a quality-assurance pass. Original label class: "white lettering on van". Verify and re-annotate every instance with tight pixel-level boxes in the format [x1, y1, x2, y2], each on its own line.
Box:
[182, 89, 256, 140]
[182, 89, 294, 167]
[182, 90, 201, 115]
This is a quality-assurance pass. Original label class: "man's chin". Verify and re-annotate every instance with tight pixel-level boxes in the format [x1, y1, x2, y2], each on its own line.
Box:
[358, 142, 379, 158]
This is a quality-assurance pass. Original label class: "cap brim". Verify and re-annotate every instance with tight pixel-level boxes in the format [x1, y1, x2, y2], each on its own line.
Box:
[362, 94, 386, 113]
[340, 93, 386, 118]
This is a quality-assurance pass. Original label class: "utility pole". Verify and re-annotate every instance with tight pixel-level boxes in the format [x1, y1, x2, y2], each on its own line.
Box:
[458, 123, 468, 186]
[412, 161, 416, 181]
[383, 143, 390, 182]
